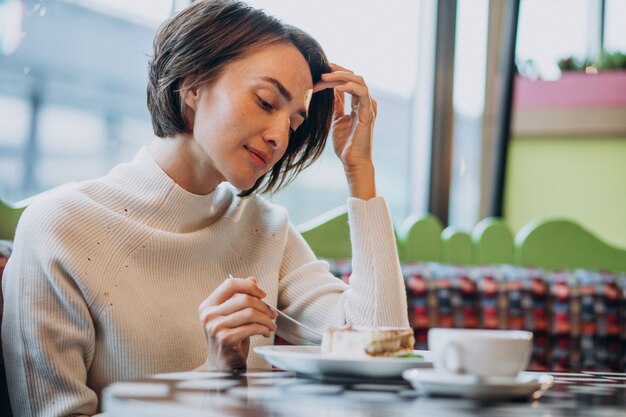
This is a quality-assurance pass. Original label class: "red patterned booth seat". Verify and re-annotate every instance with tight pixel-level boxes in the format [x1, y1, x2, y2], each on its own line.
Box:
[324, 260, 626, 373]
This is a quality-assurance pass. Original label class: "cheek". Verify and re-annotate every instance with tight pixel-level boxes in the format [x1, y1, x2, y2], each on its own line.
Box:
[194, 96, 237, 136]
[215, 94, 257, 133]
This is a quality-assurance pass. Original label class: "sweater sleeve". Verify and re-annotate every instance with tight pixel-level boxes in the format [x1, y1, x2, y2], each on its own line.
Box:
[2, 206, 98, 417]
[276, 196, 409, 344]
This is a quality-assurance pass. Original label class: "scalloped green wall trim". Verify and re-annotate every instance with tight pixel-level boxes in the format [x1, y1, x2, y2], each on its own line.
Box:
[3, 198, 626, 272]
[299, 209, 351, 260]
[399, 214, 442, 262]
[297, 210, 626, 272]
[515, 218, 626, 273]
[441, 227, 472, 264]
[0, 200, 26, 241]
[472, 217, 514, 265]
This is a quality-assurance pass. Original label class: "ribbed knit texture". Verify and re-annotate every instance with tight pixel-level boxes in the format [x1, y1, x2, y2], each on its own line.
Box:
[2, 147, 409, 417]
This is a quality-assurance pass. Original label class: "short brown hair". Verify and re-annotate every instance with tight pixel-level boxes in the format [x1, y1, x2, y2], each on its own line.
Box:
[147, 0, 333, 195]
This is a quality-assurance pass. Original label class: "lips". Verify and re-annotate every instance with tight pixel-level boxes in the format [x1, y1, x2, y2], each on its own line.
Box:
[245, 145, 270, 168]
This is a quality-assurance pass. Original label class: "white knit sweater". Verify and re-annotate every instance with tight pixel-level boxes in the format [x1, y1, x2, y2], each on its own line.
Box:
[2, 147, 409, 417]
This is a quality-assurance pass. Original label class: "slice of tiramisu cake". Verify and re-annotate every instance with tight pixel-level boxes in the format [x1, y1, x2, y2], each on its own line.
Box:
[320, 326, 415, 358]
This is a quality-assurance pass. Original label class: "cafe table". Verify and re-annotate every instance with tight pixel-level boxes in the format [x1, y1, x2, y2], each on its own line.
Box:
[103, 368, 626, 417]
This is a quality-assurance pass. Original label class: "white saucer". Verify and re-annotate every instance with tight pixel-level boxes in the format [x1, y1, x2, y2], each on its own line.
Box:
[402, 369, 553, 400]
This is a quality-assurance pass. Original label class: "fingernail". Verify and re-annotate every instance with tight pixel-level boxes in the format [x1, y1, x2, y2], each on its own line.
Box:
[272, 310, 279, 318]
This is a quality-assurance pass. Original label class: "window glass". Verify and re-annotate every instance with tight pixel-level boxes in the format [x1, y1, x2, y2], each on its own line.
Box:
[604, 0, 626, 52]
[448, 0, 488, 231]
[0, 0, 172, 203]
[0, 0, 425, 228]
[0, 96, 29, 147]
[246, 0, 422, 225]
[38, 105, 106, 155]
[0, 96, 29, 197]
[516, 0, 589, 79]
[65, 0, 174, 25]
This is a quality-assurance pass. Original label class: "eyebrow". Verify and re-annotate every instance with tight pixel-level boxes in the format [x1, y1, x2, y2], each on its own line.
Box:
[260, 76, 308, 119]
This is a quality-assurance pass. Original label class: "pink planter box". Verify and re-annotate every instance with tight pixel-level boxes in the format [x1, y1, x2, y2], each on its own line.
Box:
[513, 70, 626, 109]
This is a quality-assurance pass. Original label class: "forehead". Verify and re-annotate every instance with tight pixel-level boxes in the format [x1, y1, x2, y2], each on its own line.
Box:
[223, 42, 313, 93]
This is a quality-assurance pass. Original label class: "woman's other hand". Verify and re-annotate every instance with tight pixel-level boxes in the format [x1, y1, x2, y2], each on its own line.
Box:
[197, 276, 277, 371]
[313, 64, 378, 200]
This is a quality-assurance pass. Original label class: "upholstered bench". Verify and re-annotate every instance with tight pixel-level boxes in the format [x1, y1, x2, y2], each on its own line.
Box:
[325, 260, 626, 372]
[301, 210, 626, 372]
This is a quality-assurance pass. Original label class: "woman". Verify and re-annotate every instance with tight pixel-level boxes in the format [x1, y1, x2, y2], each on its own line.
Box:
[2, 1, 409, 415]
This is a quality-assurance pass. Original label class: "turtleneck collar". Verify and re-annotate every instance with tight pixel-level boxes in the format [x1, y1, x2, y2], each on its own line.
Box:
[104, 147, 235, 233]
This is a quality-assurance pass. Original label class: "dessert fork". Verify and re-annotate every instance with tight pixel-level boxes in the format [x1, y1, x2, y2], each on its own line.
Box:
[227, 274, 321, 337]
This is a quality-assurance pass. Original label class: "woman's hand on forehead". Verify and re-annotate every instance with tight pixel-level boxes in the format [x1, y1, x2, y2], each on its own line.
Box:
[312, 64, 354, 93]
[312, 63, 378, 200]
[312, 63, 376, 124]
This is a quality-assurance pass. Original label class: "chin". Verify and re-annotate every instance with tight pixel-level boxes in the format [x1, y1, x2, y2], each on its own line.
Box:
[228, 176, 260, 192]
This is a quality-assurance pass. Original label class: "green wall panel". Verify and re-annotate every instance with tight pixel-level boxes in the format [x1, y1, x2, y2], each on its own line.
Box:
[504, 137, 626, 249]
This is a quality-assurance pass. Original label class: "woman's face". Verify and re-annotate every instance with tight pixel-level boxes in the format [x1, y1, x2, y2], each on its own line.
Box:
[185, 42, 314, 191]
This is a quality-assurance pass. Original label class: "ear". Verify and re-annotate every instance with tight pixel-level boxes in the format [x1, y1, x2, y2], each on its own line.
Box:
[182, 84, 201, 112]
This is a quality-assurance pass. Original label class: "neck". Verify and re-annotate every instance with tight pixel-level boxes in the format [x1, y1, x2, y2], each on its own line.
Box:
[148, 135, 222, 195]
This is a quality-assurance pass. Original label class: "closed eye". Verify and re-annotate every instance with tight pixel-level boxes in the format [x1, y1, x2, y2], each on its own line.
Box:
[257, 96, 273, 111]
[258, 95, 297, 135]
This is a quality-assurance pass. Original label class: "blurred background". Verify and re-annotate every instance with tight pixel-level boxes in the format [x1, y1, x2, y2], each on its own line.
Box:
[0, 0, 624, 246]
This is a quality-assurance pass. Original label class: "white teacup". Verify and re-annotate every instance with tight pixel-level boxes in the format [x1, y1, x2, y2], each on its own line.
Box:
[428, 328, 533, 378]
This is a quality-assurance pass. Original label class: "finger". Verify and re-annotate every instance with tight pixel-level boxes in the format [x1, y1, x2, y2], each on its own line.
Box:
[200, 292, 278, 328]
[202, 292, 276, 322]
[199, 277, 265, 310]
[330, 63, 354, 73]
[321, 71, 366, 87]
[206, 307, 277, 337]
[207, 310, 277, 342]
[335, 82, 369, 107]
[313, 80, 343, 93]
[334, 89, 345, 118]
[350, 95, 360, 115]
[315, 63, 356, 92]
[217, 323, 275, 346]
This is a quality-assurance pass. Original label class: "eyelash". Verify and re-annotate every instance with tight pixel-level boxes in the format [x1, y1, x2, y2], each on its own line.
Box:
[257, 96, 296, 135]
[257, 96, 273, 111]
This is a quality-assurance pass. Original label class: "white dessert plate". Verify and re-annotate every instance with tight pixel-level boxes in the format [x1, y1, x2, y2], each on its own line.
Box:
[403, 369, 554, 400]
[254, 345, 432, 380]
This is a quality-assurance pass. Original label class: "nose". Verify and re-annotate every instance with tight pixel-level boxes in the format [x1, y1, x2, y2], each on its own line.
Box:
[263, 116, 291, 151]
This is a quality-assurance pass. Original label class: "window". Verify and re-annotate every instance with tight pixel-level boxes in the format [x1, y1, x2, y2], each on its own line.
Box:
[516, 0, 598, 80]
[1, 0, 428, 229]
[0, 0, 176, 202]
[448, 0, 489, 231]
[604, 0, 626, 52]
[246, 0, 424, 225]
